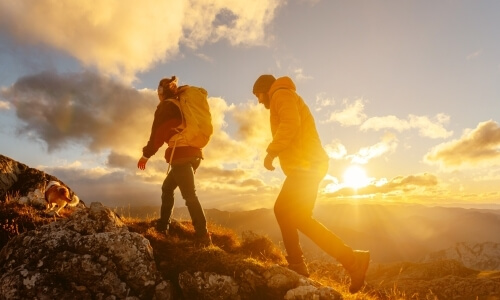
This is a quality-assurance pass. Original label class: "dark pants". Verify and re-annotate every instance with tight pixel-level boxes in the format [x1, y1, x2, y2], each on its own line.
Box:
[159, 158, 208, 236]
[274, 173, 354, 266]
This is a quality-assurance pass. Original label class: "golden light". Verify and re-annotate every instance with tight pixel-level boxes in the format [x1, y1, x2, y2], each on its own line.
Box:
[342, 165, 370, 189]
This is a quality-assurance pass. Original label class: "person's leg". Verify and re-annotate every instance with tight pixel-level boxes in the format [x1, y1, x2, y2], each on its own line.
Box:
[290, 174, 369, 293]
[274, 175, 310, 264]
[289, 174, 355, 265]
[159, 171, 177, 231]
[173, 160, 208, 237]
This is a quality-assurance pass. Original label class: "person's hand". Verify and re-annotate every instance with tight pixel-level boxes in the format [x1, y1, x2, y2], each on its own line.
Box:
[137, 157, 148, 170]
[264, 153, 275, 171]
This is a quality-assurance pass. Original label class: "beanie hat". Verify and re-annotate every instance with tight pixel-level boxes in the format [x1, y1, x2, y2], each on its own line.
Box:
[253, 74, 276, 94]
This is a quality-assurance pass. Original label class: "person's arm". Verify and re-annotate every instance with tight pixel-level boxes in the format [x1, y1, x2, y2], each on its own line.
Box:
[266, 89, 301, 157]
[263, 89, 301, 171]
[138, 101, 181, 169]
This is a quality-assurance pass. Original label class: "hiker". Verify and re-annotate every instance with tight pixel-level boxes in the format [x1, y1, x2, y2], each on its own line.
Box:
[137, 76, 211, 246]
[252, 74, 370, 293]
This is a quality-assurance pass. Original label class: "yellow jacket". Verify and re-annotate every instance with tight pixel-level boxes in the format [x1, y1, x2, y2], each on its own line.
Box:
[267, 77, 329, 177]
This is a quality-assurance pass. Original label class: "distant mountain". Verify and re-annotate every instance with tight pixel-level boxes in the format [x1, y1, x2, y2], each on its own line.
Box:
[421, 242, 500, 271]
[366, 259, 500, 299]
[136, 203, 500, 266]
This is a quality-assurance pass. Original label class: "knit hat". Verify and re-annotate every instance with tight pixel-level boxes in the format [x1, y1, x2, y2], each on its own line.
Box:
[253, 74, 276, 94]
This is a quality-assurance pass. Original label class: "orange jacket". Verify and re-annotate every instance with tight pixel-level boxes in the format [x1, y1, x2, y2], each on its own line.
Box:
[267, 77, 328, 177]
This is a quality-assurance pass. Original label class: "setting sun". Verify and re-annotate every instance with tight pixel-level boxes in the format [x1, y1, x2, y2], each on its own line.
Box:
[343, 165, 370, 189]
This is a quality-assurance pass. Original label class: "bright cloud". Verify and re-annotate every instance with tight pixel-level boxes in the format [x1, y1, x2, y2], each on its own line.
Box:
[347, 133, 398, 164]
[324, 139, 347, 159]
[315, 93, 334, 110]
[293, 68, 313, 81]
[0, 0, 281, 82]
[360, 113, 452, 139]
[325, 172, 438, 198]
[360, 115, 410, 132]
[326, 98, 367, 126]
[425, 120, 500, 169]
[408, 114, 453, 139]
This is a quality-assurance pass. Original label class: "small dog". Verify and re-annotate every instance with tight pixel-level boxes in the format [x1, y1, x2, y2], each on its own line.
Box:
[44, 181, 80, 216]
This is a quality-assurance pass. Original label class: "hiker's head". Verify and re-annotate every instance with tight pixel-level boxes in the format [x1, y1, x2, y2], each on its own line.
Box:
[253, 74, 275, 109]
[158, 76, 178, 101]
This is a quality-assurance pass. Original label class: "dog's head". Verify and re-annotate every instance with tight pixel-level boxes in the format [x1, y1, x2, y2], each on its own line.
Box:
[46, 181, 60, 190]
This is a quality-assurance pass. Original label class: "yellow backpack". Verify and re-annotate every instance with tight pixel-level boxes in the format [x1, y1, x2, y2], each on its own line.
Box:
[167, 86, 213, 149]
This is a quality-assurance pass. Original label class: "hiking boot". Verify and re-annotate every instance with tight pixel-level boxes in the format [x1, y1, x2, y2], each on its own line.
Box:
[346, 250, 370, 293]
[195, 232, 212, 247]
[155, 222, 169, 235]
[287, 261, 310, 277]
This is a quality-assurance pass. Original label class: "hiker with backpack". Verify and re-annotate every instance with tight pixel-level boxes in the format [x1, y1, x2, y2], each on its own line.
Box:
[137, 76, 212, 246]
[252, 74, 370, 293]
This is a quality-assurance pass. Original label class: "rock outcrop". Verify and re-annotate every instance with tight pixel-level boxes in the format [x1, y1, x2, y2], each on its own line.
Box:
[0, 154, 82, 209]
[0, 202, 171, 299]
[421, 241, 500, 271]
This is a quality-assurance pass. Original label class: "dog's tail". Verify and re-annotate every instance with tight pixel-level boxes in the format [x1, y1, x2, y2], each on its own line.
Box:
[67, 194, 80, 207]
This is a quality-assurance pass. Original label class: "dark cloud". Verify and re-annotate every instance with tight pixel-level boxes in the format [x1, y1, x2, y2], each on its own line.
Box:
[196, 166, 266, 190]
[2, 70, 154, 152]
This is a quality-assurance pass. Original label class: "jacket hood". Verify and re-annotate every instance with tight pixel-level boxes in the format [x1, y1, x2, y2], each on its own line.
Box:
[269, 76, 296, 96]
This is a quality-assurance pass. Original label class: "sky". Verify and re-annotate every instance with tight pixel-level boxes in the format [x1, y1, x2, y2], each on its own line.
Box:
[1, 0, 499, 211]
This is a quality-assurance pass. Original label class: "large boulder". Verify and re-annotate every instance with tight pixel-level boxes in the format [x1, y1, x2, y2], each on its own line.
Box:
[0, 202, 172, 299]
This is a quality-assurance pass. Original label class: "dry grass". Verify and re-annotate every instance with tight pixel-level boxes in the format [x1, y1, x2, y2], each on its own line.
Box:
[0, 193, 55, 249]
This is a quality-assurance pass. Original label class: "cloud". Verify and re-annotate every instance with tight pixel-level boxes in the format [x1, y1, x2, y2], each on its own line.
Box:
[360, 115, 410, 132]
[314, 93, 334, 111]
[360, 113, 453, 139]
[324, 139, 347, 159]
[408, 114, 453, 139]
[0, 0, 281, 81]
[1, 70, 154, 153]
[326, 98, 367, 126]
[321, 96, 452, 139]
[466, 49, 482, 60]
[326, 173, 438, 198]
[202, 98, 271, 172]
[293, 68, 313, 81]
[347, 133, 398, 164]
[324, 133, 397, 164]
[424, 120, 500, 169]
[0, 100, 10, 110]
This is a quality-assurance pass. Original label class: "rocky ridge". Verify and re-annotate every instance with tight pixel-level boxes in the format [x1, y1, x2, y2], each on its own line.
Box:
[421, 241, 500, 271]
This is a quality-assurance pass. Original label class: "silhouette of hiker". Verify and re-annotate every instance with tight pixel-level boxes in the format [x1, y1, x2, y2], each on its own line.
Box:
[252, 74, 370, 293]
